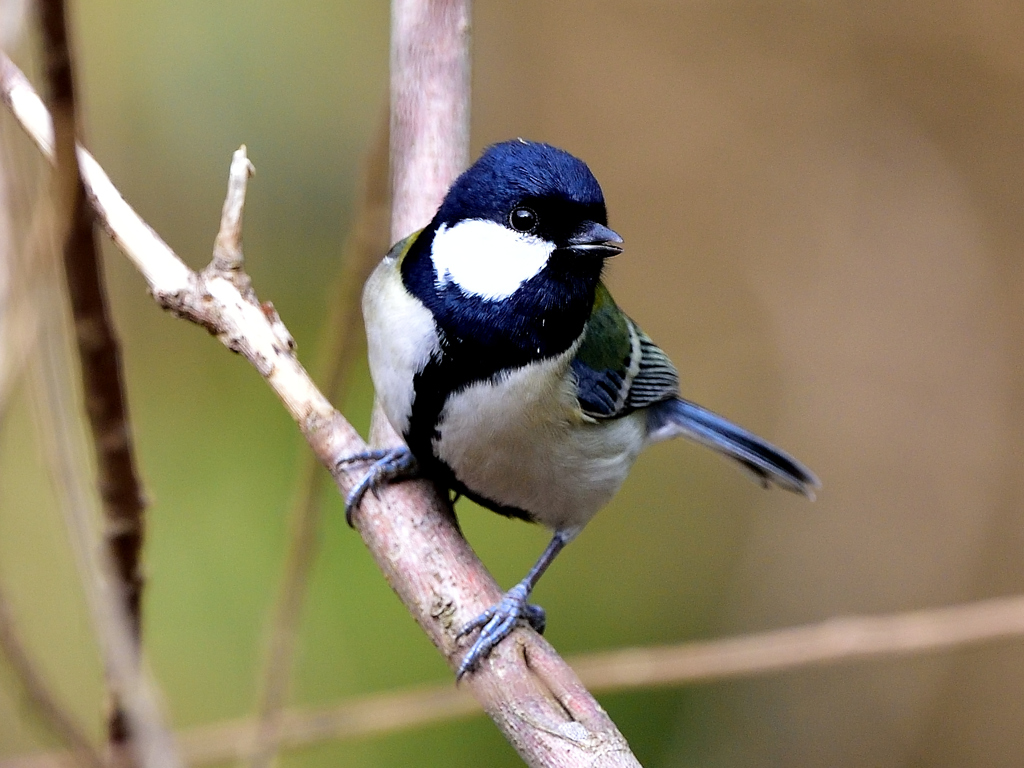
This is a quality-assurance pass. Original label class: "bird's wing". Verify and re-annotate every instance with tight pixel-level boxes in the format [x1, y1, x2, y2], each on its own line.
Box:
[386, 230, 421, 266]
[571, 283, 680, 419]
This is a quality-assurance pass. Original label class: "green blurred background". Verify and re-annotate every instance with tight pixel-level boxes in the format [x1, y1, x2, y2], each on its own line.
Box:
[3, 1, 1024, 766]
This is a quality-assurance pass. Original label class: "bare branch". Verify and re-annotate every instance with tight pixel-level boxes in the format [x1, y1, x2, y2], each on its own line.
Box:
[0, 124, 52, 415]
[34, 0, 148, 749]
[572, 592, 1024, 687]
[211, 149, 253, 275]
[0, 48, 345, 441]
[0, 585, 104, 768]
[171, 591, 1024, 756]
[389, 0, 470, 241]
[0, 682, 479, 768]
[189, 684, 478, 765]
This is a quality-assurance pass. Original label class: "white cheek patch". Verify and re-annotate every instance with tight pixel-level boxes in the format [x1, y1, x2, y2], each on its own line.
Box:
[430, 219, 554, 301]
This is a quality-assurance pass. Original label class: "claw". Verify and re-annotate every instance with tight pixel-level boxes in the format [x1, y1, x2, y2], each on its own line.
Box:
[339, 446, 419, 526]
[336, 448, 393, 466]
[455, 583, 546, 680]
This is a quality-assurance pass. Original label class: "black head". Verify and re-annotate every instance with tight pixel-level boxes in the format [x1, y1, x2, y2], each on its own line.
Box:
[433, 139, 618, 252]
[402, 140, 623, 383]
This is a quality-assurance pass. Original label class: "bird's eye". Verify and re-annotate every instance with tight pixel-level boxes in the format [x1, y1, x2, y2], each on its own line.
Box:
[509, 206, 538, 233]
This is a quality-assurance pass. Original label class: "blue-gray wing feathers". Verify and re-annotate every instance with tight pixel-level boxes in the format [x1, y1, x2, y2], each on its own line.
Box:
[572, 283, 820, 497]
[572, 284, 679, 419]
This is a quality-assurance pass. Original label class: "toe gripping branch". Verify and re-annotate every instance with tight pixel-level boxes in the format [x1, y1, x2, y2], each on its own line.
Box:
[455, 583, 547, 680]
[337, 446, 420, 526]
[455, 529, 572, 680]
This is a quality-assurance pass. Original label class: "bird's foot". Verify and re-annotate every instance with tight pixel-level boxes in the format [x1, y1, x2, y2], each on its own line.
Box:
[455, 582, 546, 680]
[338, 446, 419, 526]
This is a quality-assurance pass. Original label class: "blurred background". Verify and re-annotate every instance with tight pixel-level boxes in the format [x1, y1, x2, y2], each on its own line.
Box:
[2, 1, 1024, 766]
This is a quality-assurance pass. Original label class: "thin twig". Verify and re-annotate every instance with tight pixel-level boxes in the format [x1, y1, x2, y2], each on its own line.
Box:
[571, 593, 1024, 687]
[3, 47, 641, 767]
[319, 107, 391, 403]
[28, 265, 180, 768]
[34, 0, 147, 751]
[8, 591, 1024, 768]
[0, 132, 52, 414]
[0, 127, 103, 768]
[247, 455, 323, 768]
[248, 113, 391, 768]
[0, 586, 105, 768]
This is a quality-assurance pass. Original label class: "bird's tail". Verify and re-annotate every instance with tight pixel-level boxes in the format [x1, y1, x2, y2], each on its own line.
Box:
[646, 397, 820, 498]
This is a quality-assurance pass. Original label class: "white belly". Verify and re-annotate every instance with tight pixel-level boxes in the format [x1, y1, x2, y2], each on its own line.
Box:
[433, 350, 648, 531]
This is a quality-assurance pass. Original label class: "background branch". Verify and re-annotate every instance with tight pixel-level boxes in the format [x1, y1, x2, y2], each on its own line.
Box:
[0, 585, 103, 768]
[34, 0, 148, 751]
[0, 128, 102, 768]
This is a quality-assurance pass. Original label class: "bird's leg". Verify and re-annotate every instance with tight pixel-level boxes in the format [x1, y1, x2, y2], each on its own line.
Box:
[456, 528, 574, 680]
[338, 446, 420, 526]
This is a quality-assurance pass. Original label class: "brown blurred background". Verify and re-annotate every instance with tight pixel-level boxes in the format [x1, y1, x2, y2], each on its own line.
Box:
[2, 1, 1023, 766]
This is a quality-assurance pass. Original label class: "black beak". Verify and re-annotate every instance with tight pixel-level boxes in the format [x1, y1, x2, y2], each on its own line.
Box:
[568, 221, 624, 258]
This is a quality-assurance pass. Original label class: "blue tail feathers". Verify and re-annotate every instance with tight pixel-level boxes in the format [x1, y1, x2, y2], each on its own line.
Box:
[646, 398, 820, 498]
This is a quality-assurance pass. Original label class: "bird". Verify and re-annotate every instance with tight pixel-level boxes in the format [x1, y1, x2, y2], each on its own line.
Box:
[341, 138, 819, 680]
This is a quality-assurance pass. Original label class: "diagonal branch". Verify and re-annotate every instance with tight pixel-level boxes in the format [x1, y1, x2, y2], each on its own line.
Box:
[0, 585, 105, 768]
[2, 48, 640, 768]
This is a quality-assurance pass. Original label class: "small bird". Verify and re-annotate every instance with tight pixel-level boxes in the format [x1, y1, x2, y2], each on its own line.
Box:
[343, 139, 819, 679]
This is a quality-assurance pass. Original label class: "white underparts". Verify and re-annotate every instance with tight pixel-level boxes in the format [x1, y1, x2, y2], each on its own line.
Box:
[362, 254, 440, 436]
[430, 219, 554, 300]
[431, 346, 648, 531]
